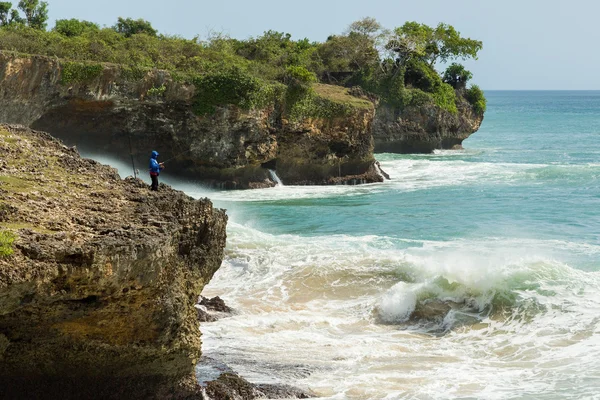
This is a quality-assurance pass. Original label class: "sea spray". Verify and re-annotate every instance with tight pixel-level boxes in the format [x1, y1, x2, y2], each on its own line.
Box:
[79, 91, 600, 399]
[268, 169, 284, 186]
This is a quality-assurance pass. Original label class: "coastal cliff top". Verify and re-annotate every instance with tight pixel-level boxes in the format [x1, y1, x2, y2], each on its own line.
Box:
[0, 124, 222, 288]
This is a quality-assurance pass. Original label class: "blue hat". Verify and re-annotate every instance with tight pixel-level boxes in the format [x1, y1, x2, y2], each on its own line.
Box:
[151, 150, 159, 158]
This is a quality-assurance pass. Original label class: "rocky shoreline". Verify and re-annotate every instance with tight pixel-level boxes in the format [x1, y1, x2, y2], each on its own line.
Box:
[0, 124, 229, 398]
[0, 52, 483, 190]
[0, 52, 383, 189]
[0, 124, 320, 399]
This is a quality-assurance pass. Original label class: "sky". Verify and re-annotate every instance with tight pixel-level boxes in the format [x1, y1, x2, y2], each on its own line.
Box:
[45, 0, 600, 90]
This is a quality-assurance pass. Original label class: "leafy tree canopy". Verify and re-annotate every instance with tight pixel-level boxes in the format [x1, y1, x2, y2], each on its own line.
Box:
[114, 17, 157, 37]
[17, 0, 47, 30]
[0, 1, 30, 27]
[387, 21, 482, 66]
[53, 18, 99, 37]
[442, 63, 473, 89]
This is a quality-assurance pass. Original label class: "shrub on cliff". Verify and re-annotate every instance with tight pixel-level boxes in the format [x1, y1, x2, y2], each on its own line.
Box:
[443, 63, 472, 89]
[0, 230, 15, 257]
[465, 84, 486, 115]
[284, 65, 317, 86]
[192, 67, 285, 115]
[60, 61, 103, 84]
[404, 59, 441, 92]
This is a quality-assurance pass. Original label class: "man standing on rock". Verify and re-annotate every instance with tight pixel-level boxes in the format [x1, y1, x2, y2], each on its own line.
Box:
[149, 150, 164, 191]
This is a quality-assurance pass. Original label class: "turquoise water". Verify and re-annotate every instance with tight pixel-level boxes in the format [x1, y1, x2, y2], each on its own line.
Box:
[89, 91, 600, 399]
[198, 91, 600, 399]
[212, 91, 600, 263]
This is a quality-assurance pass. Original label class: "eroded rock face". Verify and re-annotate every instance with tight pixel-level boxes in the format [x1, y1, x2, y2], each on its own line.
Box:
[0, 52, 381, 188]
[373, 95, 484, 153]
[0, 125, 227, 399]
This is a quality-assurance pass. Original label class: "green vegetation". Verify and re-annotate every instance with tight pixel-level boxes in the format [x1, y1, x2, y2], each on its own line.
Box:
[146, 84, 166, 98]
[0, 0, 47, 29]
[0, 230, 15, 257]
[53, 18, 98, 37]
[285, 83, 371, 121]
[114, 17, 156, 38]
[0, 3, 485, 116]
[0, 175, 32, 192]
[443, 63, 473, 89]
[465, 84, 487, 115]
[192, 68, 285, 115]
[60, 61, 103, 84]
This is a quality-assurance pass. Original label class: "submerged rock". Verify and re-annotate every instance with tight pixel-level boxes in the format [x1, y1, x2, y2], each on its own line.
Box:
[410, 300, 455, 321]
[0, 124, 227, 399]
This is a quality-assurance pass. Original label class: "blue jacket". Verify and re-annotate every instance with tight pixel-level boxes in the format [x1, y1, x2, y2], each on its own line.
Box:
[149, 151, 162, 174]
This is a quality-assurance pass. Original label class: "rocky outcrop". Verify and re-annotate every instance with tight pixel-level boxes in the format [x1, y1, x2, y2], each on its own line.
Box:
[0, 52, 382, 188]
[0, 124, 227, 399]
[196, 296, 233, 322]
[373, 94, 483, 153]
[197, 357, 316, 399]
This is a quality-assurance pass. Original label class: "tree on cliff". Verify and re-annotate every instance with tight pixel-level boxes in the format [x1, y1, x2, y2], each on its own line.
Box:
[442, 63, 473, 89]
[317, 17, 386, 78]
[0, 2, 23, 26]
[387, 22, 482, 67]
[0, 0, 47, 29]
[53, 18, 99, 37]
[17, 0, 48, 30]
[114, 17, 157, 37]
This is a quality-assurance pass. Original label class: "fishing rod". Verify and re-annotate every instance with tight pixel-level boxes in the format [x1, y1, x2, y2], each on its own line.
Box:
[161, 148, 196, 164]
[127, 132, 137, 179]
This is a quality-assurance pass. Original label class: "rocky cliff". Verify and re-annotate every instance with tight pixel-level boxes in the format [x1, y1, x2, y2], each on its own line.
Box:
[373, 94, 483, 153]
[0, 52, 382, 188]
[0, 124, 228, 399]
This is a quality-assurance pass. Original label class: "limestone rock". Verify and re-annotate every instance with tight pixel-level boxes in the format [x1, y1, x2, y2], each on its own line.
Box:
[0, 52, 382, 189]
[373, 95, 484, 153]
[0, 124, 227, 399]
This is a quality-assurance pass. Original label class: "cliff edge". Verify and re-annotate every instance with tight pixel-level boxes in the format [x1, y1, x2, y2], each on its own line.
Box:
[373, 93, 484, 153]
[0, 52, 382, 189]
[0, 124, 227, 399]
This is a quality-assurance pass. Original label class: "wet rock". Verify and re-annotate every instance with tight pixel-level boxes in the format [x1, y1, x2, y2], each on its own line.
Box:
[199, 296, 232, 313]
[409, 300, 468, 323]
[197, 296, 233, 322]
[197, 357, 316, 399]
[256, 384, 316, 399]
[410, 300, 453, 321]
[205, 372, 262, 400]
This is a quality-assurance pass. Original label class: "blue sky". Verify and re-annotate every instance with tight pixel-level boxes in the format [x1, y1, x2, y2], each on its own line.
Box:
[46, 0, 599, 90]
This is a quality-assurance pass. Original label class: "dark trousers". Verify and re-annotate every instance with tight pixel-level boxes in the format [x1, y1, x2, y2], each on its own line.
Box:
[150, 174, 159, 191]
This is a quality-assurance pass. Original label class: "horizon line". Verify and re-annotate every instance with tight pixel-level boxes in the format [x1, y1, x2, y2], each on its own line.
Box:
[482, 89, 600, 91]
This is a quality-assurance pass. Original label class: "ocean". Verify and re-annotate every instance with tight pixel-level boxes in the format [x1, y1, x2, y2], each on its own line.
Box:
[89, 91, 600, 399]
